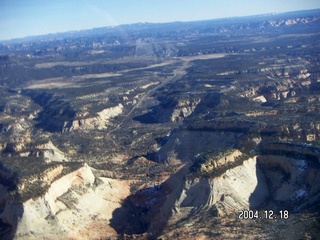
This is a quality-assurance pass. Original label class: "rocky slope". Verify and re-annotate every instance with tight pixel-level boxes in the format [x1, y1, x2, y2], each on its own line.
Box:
[60, 103, 123, 132]
[170, 156, 267, 219]
[1, 8, 320, 240]
[108, 145, 320, 239]
[2, 140, 68, 163]
[0, 164, 131, 240]
[22, 90, 123, 132]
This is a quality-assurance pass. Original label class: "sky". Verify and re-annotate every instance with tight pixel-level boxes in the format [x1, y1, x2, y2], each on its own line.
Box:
[1, 0, 320, 40]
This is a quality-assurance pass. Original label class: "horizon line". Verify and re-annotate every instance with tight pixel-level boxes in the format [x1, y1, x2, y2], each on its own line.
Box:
[1, 7, 319, 43]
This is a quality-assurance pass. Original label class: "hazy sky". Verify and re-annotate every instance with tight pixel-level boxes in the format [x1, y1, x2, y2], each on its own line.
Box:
[1, 0, 320, 40]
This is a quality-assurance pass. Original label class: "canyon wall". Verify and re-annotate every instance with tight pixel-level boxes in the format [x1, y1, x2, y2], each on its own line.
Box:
[0, 164, 131, 240]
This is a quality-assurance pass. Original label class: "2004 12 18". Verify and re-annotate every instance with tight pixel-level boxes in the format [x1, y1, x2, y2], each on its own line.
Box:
[238, 210, 289, 220]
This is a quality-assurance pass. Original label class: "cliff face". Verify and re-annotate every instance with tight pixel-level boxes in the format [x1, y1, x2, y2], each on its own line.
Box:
[110, 145, 320, 238]
[23, 90, 123, 132]
[257, 143, 320, 210]
[109, 153, 269, 236]
[0, 164, 131, 240]
[43, 103, 123, 133]
[258, 156, 306, 200]
[172, 157, 268, 218]
[238, 65, 316, 103]
[144, 98, 201, 123]
[170, 99, 201, 122]
[22, 141, 67, 162]
[2, 141, 68, 163]
[60, 103, 123, 132]
[167, 146, 320, 222]
[153, 130, 239, 164]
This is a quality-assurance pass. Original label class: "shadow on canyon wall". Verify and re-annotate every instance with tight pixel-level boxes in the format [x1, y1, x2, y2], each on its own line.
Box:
[249, 160, 269, 210]
[110, 164, 190, 237]
[0, 162, 24, 240]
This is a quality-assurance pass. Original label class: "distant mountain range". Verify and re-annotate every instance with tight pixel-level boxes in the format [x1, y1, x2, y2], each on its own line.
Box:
[1, 8, 320, 45]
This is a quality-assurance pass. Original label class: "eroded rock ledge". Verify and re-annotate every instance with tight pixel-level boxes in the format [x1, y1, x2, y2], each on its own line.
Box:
[22, 90, 123, 132]
[108, 145, 320, 238]
[0, 163, 131, 240]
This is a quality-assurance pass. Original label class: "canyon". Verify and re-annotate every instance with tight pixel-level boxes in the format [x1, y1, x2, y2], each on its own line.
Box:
[0, 8, 320, 239]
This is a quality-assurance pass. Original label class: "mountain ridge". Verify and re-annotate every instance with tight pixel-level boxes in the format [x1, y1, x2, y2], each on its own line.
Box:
[1, 8, 319, 44]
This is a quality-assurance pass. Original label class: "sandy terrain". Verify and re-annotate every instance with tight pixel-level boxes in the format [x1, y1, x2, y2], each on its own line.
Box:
[26, 53, 228, 90]
[176, 53, 228, 61]
[35, 61, 99, 69]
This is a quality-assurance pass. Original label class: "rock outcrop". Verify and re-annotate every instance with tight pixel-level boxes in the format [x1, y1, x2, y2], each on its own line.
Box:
[141, 97, 201, 123]
[110, 152, 269, 236]
[181, 158, 266, 211]
[61, 103, 123, 132]
[20, 141, 68, 162]
[0, 164, 131, 240]
[23, 90, 124, 132]
[167, 154, 268, 223]
[169, 99, 201, 122]
[111, 145, 320, 238]
[2, 140, 68, 163]
[34, 103, 123, 133]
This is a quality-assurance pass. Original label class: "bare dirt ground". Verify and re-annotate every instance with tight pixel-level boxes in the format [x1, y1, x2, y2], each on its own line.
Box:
[25, 53, 228, 90]
[24, 77, 78, 89]
[35, 61, 99, 69]
[176, 53, 227, 61]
